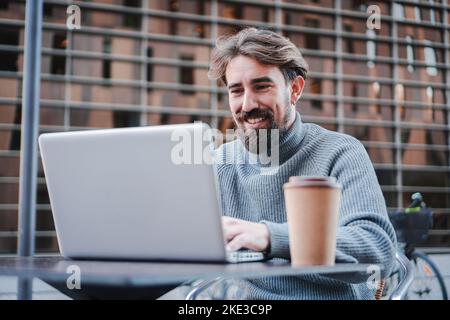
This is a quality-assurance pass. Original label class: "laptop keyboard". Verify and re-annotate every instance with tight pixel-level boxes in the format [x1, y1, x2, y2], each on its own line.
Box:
[226, 251, 266, 263]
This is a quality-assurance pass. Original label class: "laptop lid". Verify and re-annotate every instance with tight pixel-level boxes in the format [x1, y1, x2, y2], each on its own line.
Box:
[39, 123, 229, 262]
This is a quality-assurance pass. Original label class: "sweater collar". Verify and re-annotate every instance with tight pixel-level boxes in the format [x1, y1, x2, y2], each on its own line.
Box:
[277, 112, 306, 164]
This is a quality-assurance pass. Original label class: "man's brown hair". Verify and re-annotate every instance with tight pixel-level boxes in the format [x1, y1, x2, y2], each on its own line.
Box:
[208, 27, 309, 85]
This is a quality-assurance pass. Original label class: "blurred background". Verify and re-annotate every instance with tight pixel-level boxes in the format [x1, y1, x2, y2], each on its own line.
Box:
[0, 0, 449, 257]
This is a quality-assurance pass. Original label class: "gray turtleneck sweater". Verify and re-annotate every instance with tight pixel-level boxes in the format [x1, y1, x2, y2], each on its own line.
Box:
[215, 112, 397, 300]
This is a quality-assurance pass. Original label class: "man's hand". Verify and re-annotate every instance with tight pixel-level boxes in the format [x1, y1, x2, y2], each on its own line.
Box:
[222, 216, 270, 252]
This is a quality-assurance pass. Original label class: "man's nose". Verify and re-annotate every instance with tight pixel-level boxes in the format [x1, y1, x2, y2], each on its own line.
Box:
[242, 91, 258, 112]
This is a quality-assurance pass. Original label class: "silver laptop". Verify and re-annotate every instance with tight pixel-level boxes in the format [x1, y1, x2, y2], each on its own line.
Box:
[38, 123, 265, 263]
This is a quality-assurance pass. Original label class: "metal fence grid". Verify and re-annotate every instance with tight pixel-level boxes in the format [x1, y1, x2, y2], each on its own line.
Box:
[0, 0, 449, 252]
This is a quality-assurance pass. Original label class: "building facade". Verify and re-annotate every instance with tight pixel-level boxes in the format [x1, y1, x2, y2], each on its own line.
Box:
[0, 0, 449, 254]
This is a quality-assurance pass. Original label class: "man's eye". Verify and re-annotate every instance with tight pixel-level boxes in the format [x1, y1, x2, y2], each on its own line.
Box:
[230, 89, 243, 94]
[255, 85, 271, 90]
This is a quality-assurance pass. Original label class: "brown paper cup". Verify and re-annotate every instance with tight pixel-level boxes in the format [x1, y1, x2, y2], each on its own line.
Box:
[283, 176, 341, 266]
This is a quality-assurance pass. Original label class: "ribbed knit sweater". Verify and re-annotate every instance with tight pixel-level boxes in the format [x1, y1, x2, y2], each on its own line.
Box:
[215, 112, 397, 300]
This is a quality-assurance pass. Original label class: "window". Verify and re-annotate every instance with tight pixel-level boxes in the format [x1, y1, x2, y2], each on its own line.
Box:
[113, 111, 140, 128]
[194, 1, 206, 38]
[343, 25, 354, 54]
[52, 33, 67, 49]
[406, 36, 414, 73]
[102, 38, 111, 79]
[50, 33, 67, 75]
[426, 86, 433, 105]
[372, 81, 380, 98]
[366, 29, 376, 68]
[305, 19, 320, 50]
[124, 0, 140, 6]
[123, 14, 141, 29]
[0, 1, 9, 10]
[375, 169, 396, 185]
[222, 3, 243, 20]
[309, 79, 322, 110]
[262, 8, 270, 23]
[179, 55, 194, 95]
[146, 47, 153, 91]
[372, 81, 381, 114]
[43, 3, 54, 17]
[11, 105, 21, 151]
[414, 0, 421, 21]
[426, 86, 435, 121]
[393, 3, 404, 20]
[0, 28, 19, 71]
[429, 0, 436, 24]
[169, 0, 179, 35]
[284, 12, 291, 26]
[424, 41, 438, 76]
[123, 0, 141, 29]
[396, 83, 406, 120]
[351, 82, 358, 113]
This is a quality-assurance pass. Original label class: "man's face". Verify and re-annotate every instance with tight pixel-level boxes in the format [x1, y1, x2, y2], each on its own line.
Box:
[225, 55, 302, 152]
[225, 55, 294, 132]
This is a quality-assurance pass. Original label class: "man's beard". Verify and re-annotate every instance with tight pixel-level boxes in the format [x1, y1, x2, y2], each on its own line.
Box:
[233, 100, 292, 155]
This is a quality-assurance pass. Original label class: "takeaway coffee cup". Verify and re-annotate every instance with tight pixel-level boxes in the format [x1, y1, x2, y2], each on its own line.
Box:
[283, 176, 341, 266]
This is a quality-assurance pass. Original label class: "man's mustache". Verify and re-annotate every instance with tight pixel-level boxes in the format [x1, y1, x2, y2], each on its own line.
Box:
[234, 108, 275, 123]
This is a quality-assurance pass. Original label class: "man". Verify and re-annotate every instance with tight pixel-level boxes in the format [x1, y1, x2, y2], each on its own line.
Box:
[208, 27, 397, 299]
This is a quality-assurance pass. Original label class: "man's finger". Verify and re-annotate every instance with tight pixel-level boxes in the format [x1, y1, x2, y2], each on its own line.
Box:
[222, 216, 240, 226]
[223, 225, 243, 241]
[226, 234, 250, 252]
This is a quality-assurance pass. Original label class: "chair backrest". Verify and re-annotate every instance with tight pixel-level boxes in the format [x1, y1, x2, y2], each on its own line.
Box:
[388, 251, 415, 300]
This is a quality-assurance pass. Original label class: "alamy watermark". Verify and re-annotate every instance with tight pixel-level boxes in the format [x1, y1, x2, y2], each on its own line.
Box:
[66, 5, 81, 30]
[366, 264, 381, 290]
[367, 5, 381, 30]
[170, 123, 280, 175]
[66, 264, 81, 290]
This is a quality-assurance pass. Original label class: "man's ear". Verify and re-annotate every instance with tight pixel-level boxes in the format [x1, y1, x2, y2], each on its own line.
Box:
[290, 76, 305, 105]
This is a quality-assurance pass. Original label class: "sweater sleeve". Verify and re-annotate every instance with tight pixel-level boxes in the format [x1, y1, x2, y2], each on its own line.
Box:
[329, 137, 397, 278]
[259, 220, 290, 259]
[262, 137, 396, 279]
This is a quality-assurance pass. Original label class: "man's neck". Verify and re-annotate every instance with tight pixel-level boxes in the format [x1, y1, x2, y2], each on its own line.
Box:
[284, 107, 297, 131]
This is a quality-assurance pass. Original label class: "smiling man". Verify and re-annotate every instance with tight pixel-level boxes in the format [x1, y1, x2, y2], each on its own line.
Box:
[209, 28, 397, 299]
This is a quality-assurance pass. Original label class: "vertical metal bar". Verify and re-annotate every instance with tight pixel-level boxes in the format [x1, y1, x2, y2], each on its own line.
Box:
[274, 0, 282, 34]
[17, 0, 43, 300]
[443, 6, 450, 184]
[64, 26, 72, 129]
[335, 0, 344, 133]
[391, 2, 402, 209]
[210, 0, 218, 129]
[140, 0, 149, 126]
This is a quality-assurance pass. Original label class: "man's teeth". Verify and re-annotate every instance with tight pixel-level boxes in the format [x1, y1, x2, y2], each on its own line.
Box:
[246, 117, 264, 124]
